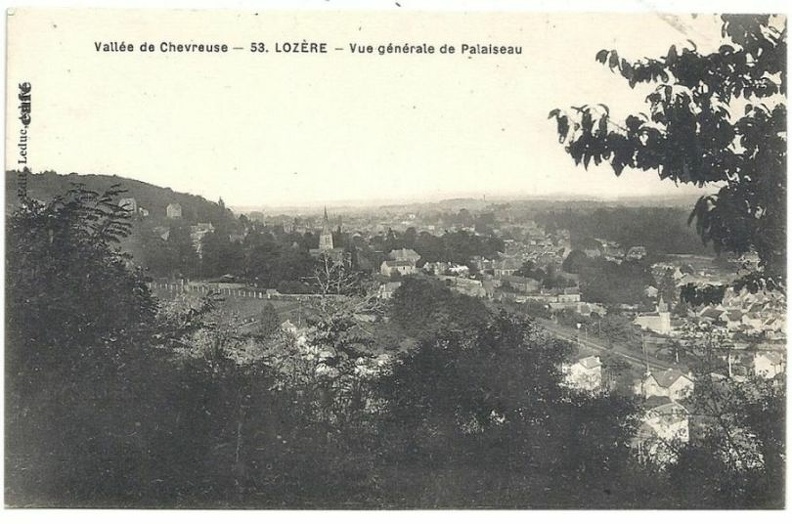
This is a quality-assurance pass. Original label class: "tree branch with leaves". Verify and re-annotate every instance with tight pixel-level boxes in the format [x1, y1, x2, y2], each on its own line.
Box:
[549, 14, 786, 292]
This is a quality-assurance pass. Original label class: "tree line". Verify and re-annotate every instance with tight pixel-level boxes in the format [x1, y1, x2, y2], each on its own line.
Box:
[133, 218, 506, 287]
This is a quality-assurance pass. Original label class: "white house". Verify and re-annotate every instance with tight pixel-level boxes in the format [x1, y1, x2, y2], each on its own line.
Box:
[380, 260, 417, 278]
[562, 355, 602, 391]
[632, 397, 690, 465]
[753, 351, 785, 379]
[637, 368, 694, 401]
[643, 398, 690, 443]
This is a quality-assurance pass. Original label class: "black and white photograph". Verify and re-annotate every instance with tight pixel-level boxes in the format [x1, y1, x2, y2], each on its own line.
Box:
[3, 1, 787, 511]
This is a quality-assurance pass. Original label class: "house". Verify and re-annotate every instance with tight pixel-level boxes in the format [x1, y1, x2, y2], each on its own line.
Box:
[447, 264, 470, 276]
[423, 261, 450, 275]
[562, 355, 602, 391]
[740, 314, 765, 334]
[493, 257, 521, 278]
[498, 275, 541, 294]
[626, 246, 648, 260]
[697, 304, 727, 324]
[387, 248, 421, 266]
[603, 245, 626, 262]
[724, 309, 744, 331]
[380, 259, 417, 278]
[166, 203, 182, 219]
[753, 351, 785, 379]
[632, 397, 690, 464]
[637, 368, 694, 401]
[577, 302, 607, 317]
[643, 397, 690, 442]
[471, 256, 495, 272]
[439, 276, 486, 298]
[762, 316, 785, 338]
[190, 222, 215, 255]
[119, 197, 137, 213]
[555, 287, 581, 303]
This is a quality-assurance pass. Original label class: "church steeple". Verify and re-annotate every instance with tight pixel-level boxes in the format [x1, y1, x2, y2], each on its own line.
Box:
[319, 207, 334, 251]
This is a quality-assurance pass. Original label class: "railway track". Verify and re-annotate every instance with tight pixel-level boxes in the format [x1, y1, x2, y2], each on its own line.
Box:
[536, 318, 670, 372]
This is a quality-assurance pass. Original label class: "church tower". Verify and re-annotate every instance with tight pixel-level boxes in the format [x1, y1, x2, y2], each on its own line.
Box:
[319, 207, 334, 251]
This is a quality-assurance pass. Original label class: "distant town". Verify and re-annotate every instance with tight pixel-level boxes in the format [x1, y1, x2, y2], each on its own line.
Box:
[108, 188, 782, 470]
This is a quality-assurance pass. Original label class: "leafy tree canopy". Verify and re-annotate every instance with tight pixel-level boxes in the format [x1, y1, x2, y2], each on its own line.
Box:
[6, 185, 156, 361]
[550, 15, 786, 292]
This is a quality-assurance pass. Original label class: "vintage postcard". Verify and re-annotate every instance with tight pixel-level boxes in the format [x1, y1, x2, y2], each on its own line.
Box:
[4, 2, 787, 510]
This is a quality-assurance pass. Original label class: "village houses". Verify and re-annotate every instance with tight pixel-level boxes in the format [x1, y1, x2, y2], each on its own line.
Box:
[636, 368, 694, 401]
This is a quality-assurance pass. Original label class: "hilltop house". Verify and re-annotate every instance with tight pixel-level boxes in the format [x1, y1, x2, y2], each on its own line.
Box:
[637, 368, 694, 401]
[119, 197, 138, 213]
[166, 203, 182, 219]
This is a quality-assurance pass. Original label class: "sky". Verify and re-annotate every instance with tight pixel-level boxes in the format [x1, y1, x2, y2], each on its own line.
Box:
[1, 6, 754, 208]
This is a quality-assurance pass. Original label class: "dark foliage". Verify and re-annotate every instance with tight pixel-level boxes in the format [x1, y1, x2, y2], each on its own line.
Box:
[549, 15, 786, 290]
[538, 207, 715, 257]
[5, 183, 784, 508]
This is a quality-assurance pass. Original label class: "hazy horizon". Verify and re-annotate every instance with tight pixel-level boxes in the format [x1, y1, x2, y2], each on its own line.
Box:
[6, 10, 728, 207]
[11, 168, 710, 214]
[229, 186, 709, 213]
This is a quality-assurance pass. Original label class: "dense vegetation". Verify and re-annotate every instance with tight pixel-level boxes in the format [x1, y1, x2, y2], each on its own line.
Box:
[368, 226, 505, 265]
[537, 207, 714, 256]
[562, 251, 656, 305]
[5, 186, 784, 508]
